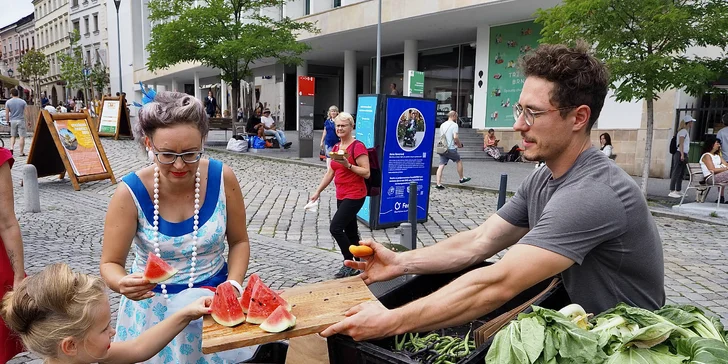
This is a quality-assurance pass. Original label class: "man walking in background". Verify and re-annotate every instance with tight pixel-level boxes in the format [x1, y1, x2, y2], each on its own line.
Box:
[435, 111, 471, 189]
[5, 89, 28, 156]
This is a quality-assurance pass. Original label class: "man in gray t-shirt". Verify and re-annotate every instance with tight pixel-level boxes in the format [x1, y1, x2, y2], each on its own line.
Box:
[321, 43, 665, 342]
[5, 89, 28, 156]
[497, 147, 664, 312]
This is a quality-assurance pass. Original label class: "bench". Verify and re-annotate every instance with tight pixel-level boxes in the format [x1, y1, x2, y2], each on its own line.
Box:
[679, 163, 728, 210]
[208, 117, 233, 140]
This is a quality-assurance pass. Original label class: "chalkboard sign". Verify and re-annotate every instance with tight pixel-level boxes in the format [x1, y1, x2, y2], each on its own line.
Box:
[98, 95, 132, 139]
[27, 109, 116, 191]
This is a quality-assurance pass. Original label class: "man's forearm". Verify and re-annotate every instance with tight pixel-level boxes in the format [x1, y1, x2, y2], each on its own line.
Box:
[398, 229, 490, 276]
[393, 265, 510, 334]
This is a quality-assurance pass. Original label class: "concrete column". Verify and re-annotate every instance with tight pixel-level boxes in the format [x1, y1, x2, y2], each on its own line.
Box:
[362, 65, 371, 94]
[472, 26, 490, 130]
[296, 61, 308, 131]
[221, 78, 228, 115]
[403, 39, 418, 96]
[171, 78, 179, 92]
[344, 50, 357, 113]
[194, 72, 201, 100]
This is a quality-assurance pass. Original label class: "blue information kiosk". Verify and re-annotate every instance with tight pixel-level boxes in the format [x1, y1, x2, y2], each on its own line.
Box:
[355, 94, 437, 229]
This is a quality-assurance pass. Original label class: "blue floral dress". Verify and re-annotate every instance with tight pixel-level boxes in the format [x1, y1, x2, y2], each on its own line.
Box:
[115, 159, 243, 363]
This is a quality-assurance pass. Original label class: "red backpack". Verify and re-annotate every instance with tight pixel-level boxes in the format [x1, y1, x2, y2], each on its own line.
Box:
[348, 140, 381, 197]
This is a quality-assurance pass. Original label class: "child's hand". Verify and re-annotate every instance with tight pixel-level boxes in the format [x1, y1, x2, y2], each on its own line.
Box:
[182, 296, 213, 321]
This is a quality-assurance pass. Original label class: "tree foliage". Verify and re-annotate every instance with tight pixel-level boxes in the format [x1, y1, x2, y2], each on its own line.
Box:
[90, 61, 110, 98]
[536, 0, 728, 195]
[18, 49, 49, 105]
[58, 30, 87, 100]
[146, 0, 318, 122]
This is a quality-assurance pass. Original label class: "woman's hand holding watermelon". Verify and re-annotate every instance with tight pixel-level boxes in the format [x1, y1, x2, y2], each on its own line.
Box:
[118, 272, 157, 301]
[179, 296, 213, 320]
[344, 240, 403, 285]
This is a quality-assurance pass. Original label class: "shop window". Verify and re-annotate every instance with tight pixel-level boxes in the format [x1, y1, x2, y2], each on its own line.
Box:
[334, 0, 341, 7]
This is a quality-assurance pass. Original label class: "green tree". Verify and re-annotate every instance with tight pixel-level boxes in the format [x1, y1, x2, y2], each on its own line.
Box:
[90, 61, 110, 98]
[536, 0, 728, 196]
[58, 30, 87, 103]
[146, 0, 318, 123]
[17, 49, 49, 105]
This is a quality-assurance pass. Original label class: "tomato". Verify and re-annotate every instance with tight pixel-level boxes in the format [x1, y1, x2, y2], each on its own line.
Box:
[348, 245, 374, 257]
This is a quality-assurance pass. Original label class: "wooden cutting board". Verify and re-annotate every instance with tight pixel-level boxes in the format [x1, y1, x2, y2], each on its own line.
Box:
[202, 276, 376, 354]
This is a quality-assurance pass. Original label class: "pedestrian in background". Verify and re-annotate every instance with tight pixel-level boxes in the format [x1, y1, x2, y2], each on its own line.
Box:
[5, 88, 28, 156]
[599, 132, 613, 157]
[669, 115, 694, 198]
[0, 147, 25, 362]
[435, 111, 471, 189]
[310, 112, 371, 278]
[204, 90, 218, 118]
[261, 108, 292, 149]
[716, 114, 728, 162]
[320, 105, 341, 166]
[483, 128, 503, 161]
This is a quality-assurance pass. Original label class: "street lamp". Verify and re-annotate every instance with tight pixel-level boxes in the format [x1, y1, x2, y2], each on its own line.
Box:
[7, 69, 13, 78]
[114, 0, 123, 93]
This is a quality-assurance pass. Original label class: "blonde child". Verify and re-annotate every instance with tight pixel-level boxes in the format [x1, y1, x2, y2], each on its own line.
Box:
[1, 263, 211, 364]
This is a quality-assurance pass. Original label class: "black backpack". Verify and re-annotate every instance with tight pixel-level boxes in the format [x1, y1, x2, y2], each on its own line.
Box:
[669, 135, 678, 154]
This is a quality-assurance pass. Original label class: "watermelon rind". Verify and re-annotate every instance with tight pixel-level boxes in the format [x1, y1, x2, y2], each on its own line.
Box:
[246, 280, 293, 324]
[240, 274, 261, 314]
[260, 305, 297, 333]
[210, 281, 246, 327]
[143, 252, 178, 283]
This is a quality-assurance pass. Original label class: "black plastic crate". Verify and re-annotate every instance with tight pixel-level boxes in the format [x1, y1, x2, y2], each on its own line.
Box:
[327, 262, 569, 364]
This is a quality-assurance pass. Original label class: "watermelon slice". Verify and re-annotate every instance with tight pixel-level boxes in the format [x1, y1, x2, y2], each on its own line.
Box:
[210, 281, 246, 327]
[246, 281, 293, 324]
[259, 305, 297, 333]
[142, 252, 178, 283]
[240, 273, 261, 314]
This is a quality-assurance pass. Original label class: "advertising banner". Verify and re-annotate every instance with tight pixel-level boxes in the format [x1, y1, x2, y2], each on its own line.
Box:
[485, 20, 542, 128]
[355, 95, 379, 223]
[298, 76, 315, 157]
[378, 97, 436, 226]
[53, 118, 107, 176]
[98, 99, 119, 134]
[407, 71, 424, 97]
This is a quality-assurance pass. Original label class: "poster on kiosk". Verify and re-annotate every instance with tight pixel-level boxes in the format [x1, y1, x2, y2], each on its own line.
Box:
[355, 94, 436, 229]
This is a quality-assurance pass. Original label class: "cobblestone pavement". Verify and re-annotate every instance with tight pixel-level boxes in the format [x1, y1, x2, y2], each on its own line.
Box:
[5, 138, 728, 362]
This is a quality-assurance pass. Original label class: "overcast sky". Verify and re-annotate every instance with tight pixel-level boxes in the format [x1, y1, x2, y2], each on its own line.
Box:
[0, 0, 34, 29]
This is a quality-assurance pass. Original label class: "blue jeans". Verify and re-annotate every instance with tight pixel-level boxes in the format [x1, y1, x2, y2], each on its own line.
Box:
[264, 129, 287, 147]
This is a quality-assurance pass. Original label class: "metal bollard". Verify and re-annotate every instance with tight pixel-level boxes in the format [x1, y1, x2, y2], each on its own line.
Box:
[399, 222, 414, 251]
[23, 164, 41, 213]
[497, 173, 508, 210]
[408, 182, 417, 248]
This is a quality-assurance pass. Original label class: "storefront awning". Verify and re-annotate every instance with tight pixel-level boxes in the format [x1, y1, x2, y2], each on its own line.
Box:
[0, 74, 19, 87]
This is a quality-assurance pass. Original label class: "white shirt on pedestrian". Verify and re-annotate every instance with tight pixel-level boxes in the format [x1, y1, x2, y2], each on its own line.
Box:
[677, 128, 690, 154]
[439, 120, 459, 150]
[261, 115, 276, 129]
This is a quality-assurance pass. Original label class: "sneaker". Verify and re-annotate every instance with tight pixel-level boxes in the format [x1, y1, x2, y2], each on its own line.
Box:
[283, 142, 293, 149]
[459, 177, 471, 184]
[334, 266, 349, 279]
[435, 184, 445, 190]
[346, 267, 361, 277]
[668, 191, 682, 198]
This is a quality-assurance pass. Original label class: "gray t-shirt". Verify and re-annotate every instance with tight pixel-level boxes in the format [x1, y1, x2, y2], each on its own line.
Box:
[497, 147, 665, 314]
[716, 127, 728, 162]
[5, 97, 27, 121]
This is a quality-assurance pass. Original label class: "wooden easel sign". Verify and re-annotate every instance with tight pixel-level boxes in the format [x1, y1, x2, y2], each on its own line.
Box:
[27, 110, 116, 191]
[98, 95, 132, 139]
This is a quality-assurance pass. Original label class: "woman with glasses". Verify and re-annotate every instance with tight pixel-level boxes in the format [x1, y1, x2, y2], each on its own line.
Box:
[100, 92, 252, 363]
[310, 112, 370, 278]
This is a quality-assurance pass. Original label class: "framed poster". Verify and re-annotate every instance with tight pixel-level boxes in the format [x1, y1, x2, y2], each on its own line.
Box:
[98, 95, 132, 139]
[27, 110, 116, 191]
[485, 20, 543, 128]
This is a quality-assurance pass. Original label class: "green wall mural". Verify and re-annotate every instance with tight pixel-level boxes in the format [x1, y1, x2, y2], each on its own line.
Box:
[486, 20, 542, 128]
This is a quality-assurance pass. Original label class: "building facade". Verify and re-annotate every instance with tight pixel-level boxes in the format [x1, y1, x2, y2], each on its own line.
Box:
[69, 0, 110, 101]
[33, 0, 71, 106]
[111, 0, 727, 178]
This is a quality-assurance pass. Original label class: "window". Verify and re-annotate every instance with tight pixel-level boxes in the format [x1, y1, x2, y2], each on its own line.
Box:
[333, 0, 341, 7]
[305, 0, 310, 15]
[93, 13, 99, 32]
[73, 20, 80, 34]
[86, 49, 92, 64]
[72, 0, 78, 5]
[84, 17, 90, 35]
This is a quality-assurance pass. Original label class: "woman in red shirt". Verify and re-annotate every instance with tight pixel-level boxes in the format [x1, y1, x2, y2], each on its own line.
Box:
[310, 112, 370, 278]
[0, 148, 25, 362]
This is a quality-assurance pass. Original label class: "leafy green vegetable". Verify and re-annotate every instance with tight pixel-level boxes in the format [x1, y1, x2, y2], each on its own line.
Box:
[657, 305, 728, 345]
[674, 337, 728, 364]
[604, 347, 686, 364]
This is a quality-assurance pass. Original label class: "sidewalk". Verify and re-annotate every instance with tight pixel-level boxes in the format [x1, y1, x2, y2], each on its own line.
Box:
[207, 130, 718, 205]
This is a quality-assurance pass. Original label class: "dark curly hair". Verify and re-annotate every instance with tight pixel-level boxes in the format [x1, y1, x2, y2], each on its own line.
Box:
[519, 42, 608, 132]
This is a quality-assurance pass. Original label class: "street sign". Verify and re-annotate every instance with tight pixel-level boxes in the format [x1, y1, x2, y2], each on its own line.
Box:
[83, 68, 91, 77]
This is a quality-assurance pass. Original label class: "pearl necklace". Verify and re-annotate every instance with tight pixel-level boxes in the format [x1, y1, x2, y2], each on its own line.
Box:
[152, 166, 201, 300]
